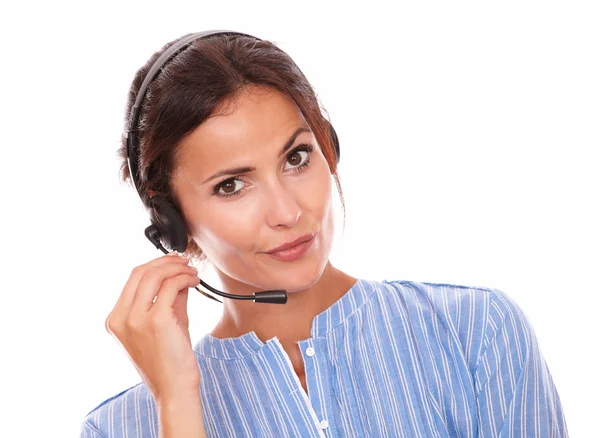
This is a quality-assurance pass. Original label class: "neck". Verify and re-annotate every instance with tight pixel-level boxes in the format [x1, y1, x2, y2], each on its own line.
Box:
[210, 262, 357, 348]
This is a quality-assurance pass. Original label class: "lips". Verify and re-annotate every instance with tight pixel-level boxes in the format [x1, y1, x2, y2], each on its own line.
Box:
[264, 234, 315, 262]
[265, 233, 315, 254]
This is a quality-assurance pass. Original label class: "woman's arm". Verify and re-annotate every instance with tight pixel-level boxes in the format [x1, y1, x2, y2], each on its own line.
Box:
[157, 391, 207, 438]
[102, 252, 208, 437]
[474, 289, 568, 437]
[80, 421, 104, 438]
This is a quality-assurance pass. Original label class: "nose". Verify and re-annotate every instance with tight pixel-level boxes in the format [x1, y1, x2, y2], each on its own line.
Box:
[263, 179, 302, 229]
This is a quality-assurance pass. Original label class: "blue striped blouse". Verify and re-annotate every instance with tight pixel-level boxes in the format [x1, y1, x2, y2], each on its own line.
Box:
[80, 279, 568, 437]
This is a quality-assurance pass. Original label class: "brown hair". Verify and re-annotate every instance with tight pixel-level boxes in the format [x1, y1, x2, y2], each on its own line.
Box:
[118, 32, 345, 261]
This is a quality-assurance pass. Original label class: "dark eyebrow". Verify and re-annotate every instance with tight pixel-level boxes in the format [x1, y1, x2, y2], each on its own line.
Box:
[201, 126, 311, 185]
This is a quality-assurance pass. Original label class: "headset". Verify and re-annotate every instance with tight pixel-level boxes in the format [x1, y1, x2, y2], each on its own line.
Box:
[125, 30, 341, 305]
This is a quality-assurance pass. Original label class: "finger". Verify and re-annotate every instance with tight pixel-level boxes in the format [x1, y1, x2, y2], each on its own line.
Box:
[119, 253, 189, 309]
[151, 273, 200, 318]
[109, 253, 191, 322]
[130, 262, 198, 318]
[172, 287, 190, 327]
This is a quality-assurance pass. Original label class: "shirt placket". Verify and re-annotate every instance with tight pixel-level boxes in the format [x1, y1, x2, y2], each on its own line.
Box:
[298, 337, 336, 437]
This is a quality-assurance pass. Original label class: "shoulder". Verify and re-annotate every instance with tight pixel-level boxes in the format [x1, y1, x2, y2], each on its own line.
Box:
[376, 278, 524, 323]
[373, 278, 497, 324]
[373, 279, 530, 371]
[81, 382, 156, 437]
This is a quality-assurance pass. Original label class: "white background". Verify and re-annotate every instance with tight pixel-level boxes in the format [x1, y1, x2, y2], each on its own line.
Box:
[1, 1, 598, 436]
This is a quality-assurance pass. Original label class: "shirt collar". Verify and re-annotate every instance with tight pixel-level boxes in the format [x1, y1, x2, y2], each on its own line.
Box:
[194, 278, 376, 359]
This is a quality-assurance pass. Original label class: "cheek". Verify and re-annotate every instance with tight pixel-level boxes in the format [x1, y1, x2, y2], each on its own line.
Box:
[302, 162, 333, 217]
[189, 205, 258, 260]
[320, 182, 336, 243]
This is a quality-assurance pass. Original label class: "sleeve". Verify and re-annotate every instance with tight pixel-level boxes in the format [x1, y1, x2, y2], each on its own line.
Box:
[79, 420, 105, 438]
[473, 289, 568, 437]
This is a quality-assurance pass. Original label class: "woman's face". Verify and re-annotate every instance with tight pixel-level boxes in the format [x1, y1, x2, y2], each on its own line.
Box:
[171, 86, 335, 293]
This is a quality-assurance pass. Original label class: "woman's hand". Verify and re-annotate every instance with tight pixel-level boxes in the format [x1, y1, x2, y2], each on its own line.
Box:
[104, 252, 202, 402]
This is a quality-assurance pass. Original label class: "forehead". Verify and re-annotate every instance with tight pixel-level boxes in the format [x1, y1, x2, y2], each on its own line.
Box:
[176, 87, 309, 171]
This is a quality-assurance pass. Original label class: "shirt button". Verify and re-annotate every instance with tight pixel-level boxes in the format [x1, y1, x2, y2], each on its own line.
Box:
[306, 347, 315, 356]
[319, 419, 329, 429]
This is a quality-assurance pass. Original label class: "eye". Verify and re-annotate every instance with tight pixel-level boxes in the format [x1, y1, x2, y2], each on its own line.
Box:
[214, 178, 245, 197]
[284, 145, 313, 171]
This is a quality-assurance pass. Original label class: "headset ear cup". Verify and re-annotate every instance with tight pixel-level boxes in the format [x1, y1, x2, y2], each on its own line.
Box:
[330, 124, 340, 164]
[148, 196, 189, 253]
[323, 119, 340, 164]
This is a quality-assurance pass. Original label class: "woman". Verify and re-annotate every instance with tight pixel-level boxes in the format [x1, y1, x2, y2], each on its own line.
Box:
[80, 31, 567, 437]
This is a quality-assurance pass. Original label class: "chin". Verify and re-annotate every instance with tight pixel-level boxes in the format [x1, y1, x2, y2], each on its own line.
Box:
[266, 239, 332, 292]
[264, 257, 328, 293]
